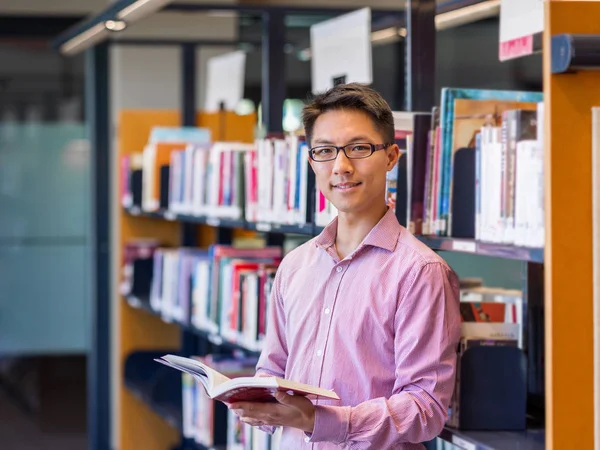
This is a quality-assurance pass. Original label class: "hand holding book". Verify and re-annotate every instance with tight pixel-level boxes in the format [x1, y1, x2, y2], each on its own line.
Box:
[154, 354, 340, 404]
[228, 390, 317, 433]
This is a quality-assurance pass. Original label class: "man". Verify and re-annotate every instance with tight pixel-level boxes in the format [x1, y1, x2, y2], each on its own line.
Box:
[229, 83, 461, 449]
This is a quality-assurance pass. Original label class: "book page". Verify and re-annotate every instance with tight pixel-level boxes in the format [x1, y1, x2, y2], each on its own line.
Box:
[157, 354, 231, 394]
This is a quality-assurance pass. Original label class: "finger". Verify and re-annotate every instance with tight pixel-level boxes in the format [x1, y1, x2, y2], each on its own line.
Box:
[240, 417, 265, 427]
[228, 403, 256, 415]
[275, 391, 299, 407]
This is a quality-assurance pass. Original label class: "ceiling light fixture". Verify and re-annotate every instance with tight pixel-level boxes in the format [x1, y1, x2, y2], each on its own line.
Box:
[371, 27, 401, 43]
[60, 22, 109, 56]
[117, 0, 172, 22]
[105, 20, 127, 32]
[58, 0, 173, 55]
[435, 0, 501, 31]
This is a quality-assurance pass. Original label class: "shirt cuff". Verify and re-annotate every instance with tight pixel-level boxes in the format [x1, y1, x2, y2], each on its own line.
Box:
[308, 405, 351, 444]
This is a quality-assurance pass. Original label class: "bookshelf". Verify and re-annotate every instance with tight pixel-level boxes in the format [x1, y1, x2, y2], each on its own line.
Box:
[543, 2, 600, 449]
[50, 1, 600, 449]
[126, 206, 544, 262]
[438, 427, 544, 450]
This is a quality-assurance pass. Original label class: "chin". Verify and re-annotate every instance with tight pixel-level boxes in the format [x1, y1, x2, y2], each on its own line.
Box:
[330, 199, 363, 214]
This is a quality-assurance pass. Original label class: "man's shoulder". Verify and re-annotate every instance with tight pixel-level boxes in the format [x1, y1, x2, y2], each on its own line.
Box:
[278, 236, 320, 270]
[394, 227, 451, 269]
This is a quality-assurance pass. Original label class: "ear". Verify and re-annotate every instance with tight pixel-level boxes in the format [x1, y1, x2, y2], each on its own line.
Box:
[307, 153, 316, 173]
[386, 144, 400, 171]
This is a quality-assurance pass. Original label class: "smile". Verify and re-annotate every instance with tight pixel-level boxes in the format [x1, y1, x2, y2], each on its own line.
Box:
[332, 182, 361, 190]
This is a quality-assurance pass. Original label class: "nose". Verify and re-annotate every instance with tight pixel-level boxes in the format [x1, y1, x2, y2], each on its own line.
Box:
[332, 148, 354, 175]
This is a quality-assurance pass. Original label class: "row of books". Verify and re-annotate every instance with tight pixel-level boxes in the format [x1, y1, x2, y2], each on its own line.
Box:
[180, 354, 283, 449]
[121, 240, 283, 352]
[411, 88, 545, 245]
[448, 281, 526, 430]
[120, 129, 322, 226]
[120, 89, 545, 248]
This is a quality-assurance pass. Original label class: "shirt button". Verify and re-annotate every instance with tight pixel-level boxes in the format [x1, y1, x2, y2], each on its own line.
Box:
[324, 308, 331, 315]
[305, 437, 310, 443]
[336, 266, 343, 273]
[316, 349, 323, 357]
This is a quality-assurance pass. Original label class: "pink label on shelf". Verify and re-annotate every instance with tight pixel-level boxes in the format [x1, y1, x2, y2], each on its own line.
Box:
[499, 35, 533, 61]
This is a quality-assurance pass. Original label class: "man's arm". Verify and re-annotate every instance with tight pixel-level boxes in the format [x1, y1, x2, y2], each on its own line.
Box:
[308, 261, 461, 447]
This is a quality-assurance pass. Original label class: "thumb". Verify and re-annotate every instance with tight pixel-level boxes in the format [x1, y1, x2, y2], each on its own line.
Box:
[274, 390, 297, 406]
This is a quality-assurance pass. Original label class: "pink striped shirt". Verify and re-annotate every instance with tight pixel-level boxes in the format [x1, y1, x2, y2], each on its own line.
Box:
[256, 207, 461, 449]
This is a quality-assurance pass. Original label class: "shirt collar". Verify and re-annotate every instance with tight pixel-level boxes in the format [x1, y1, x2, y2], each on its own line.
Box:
[314, 207, 402, 253]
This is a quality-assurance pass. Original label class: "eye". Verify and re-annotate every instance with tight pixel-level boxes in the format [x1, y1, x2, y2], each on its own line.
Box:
[314, 147, 335, 156]
[350, 144, 371, 152]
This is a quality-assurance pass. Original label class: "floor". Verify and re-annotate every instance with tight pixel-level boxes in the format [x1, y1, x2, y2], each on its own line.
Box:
[0, 355, 88, 450]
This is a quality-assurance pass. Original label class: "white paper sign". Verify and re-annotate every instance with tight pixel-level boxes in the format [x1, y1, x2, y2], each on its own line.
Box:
[499, 0, 544, 61]
[310, 7, 372, 93]
[204, 50, 246, 112]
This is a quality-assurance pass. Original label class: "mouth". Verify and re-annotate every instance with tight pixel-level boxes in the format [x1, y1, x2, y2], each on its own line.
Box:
[332, 182, 362, 191]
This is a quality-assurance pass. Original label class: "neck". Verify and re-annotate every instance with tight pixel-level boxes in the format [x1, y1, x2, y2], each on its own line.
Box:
[335, 203, 389, 260]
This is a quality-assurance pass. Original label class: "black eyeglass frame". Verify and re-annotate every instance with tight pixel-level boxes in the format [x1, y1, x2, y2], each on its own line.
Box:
[307, 142, 393, 162]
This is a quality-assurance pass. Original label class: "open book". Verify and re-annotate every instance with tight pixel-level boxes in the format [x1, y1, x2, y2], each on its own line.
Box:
[155, 354, 340, 403]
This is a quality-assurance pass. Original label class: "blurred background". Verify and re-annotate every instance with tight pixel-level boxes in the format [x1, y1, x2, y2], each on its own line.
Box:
[0, 1, 541, 449]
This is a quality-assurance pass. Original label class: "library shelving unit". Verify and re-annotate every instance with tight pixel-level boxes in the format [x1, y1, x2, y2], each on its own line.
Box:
[51, 1, 600, 450]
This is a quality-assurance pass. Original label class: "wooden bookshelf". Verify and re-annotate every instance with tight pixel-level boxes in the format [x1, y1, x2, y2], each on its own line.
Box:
[117, 110, 183, 450]
[542, 2, 600, 449]
[125, 295, 262, 355]
[116, 109, 257, 450]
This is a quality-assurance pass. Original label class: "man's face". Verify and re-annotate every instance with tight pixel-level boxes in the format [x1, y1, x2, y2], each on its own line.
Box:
[308, 108, 399, 216]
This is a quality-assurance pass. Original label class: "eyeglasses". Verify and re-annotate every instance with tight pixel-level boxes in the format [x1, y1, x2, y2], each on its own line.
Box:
[308, 143, 392, 162]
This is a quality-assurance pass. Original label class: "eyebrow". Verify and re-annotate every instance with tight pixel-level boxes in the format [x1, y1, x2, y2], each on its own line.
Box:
[312, 136, 372, 145]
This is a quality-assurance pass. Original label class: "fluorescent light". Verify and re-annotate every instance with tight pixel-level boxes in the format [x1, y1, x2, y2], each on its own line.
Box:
[435, 0, 500, 30]
[60, 22, 109, 56]
[371, 27, 401, 43]
[206, 10, 238, 18]
[58, 0, 172, 55]
[105, 20, 127, 32]
[298, 48, 312, 62]
[117, 0, 173, 22]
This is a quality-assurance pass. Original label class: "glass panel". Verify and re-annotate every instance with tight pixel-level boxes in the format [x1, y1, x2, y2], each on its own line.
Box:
[0, 245, 88, 354]
[0, 124, 89, 238]
[0, 41, 88, 355]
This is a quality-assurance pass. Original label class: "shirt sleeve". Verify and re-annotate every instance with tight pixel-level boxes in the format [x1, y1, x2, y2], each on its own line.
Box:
[309, 261, 461, 447]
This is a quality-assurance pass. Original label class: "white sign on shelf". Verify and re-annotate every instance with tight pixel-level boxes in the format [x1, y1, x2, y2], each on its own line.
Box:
[204, 50, 246, 112]
[499, 0, 544, 61]
[256, 223, 272, 232]
[310, 7, 372, 93]
[451, 435, 477, 450]
[452, 240, 477, 253]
